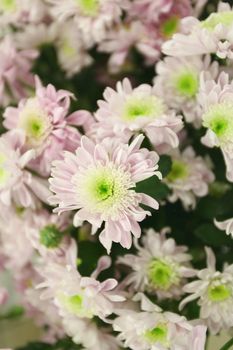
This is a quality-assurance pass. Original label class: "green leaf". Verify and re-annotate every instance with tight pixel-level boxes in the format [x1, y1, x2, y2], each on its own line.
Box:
[0, 305, 24, 320]
[158, 155, 172, 177]
[219, 337, 233, 350]
[194, 223, 233, 247]
[136, 175, 170, 201]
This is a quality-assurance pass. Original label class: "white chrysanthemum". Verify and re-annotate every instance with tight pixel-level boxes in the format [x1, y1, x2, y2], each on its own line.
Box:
[180, 247, 233, 334]
[162, 2, 233, 60]
[114, 294, 207, 350]
[199, 72, 233, 182]
[118, 228, 195, 299]
[164, 147, 214, 209]
[153, 55, 218, 126]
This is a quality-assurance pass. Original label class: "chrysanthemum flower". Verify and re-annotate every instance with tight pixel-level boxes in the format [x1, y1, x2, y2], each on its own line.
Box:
[118, 228, 195, 299]
[93, 79, 183, 153]
[4, 76, 91, 176]
[153, 55, 219, 126]
[0, 130, 50, 208]
[163, 2, 233, 60]
[46, 0, 128, 44]
[180, 247, 233, 334]
[164, 147, 214, 209]
[198, 72, 233, 182]
[49, 135, 161, 252]
[38, 252, 125, 322]
[214, 217, 233, 238]
[113, 293, 207, 350]
[0, 36, 38, 107]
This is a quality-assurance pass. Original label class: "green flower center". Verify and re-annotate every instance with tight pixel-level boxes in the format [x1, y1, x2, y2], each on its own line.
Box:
[76, 0, 100, 16]
[147, 259, 179, 290]
[208, 283, 231, 302]
[144, 323, 168, 345]
[122, 95, 165, 121]
[201, 11, 233, 31]
[173, 71, 199, 98]
[18, 98, 51, 148]
[202, 102, 233, 145]
[74, 164, 133, 219]
[40, 225, 62, 248]
[160, 16, 180, 38]
[0, 0, 17, 12]
[167, 160, 188, 182]
[60, 293, 93, 318]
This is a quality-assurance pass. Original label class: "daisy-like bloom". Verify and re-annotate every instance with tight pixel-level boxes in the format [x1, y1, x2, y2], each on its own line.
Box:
[180, 247, 233, 334]
[49, 135, 161, 253]
[118, 228, 195, 299]
[38, 252, 125, 322]
[93, 79, 183, 153]
[163, 2, 233, 60]
[153, 55, 219, 126]
[4, 76, 91, 176]
[46, 0, 128, 45]
[0, 36, 38, 107]
[164, 147, 214, 209]
[0, 0, 48, 26]
[214, 217, 233, 238]
[198, 72, 233, 182]
[62, 316, 120, 350]
[0, 130, 50, 208]
[113, 294, 207, 350]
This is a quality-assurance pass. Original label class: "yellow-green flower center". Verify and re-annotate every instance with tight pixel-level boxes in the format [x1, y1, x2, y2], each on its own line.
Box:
[173, 71, 199, 98]
[208, 282, 231, 302]
[18, 98, 51, 148]
[74, 164, 134, 220]
[201, 11, 233, 31]
[144, 323, 168, 345]
[160, 15, 180, 38]
[122, 95, 165, 121]
[76, 0, 100, 16]
[202, 102, 233, 145]
[40, 225, 62, 248]
[0, 0, 17, 12]
[147, 259, 179, 290]
[167, 160, 188, 182]
[59, 293, 93, 318]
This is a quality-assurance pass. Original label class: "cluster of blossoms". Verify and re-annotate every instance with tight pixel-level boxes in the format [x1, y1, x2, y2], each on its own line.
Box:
[1, 1, 233, 350]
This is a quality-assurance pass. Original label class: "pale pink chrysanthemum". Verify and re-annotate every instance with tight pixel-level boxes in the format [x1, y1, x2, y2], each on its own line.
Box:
[164, 147, 214, 209]
[163, 2, 233, 60]
[37, 251, 125, 322]
[153, 55, 219, 127]
[180, 247, 233, 334]
[4, 76, 92, 176]
[0, 130, 50, 208]
[93, 79, 183, 153]
[0, 0, 48, 26]
[0, 36, 38, 107]
[113, 293, 207, 350]
[46, 0, 128, 45]
[198, 72, 233, 182]
[49, 135, 161, 253]
[118, 228, 196, 299]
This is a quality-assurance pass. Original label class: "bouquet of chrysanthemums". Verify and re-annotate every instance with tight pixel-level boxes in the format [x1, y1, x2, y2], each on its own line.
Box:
[1, 0, 233, 349]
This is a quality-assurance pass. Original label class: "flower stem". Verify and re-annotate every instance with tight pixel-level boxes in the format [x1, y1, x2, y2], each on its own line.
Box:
[220, 338, 233, 350]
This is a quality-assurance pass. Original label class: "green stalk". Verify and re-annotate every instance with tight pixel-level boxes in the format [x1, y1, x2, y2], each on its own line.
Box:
[220, 338, 233, 350]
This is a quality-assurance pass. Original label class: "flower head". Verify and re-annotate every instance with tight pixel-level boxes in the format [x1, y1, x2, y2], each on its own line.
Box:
[113, 294, 207, 350]
[93, 78, 183, 153]
[50, 135, 161, 252]
[162, 2, 233, 60]
[4, 77, 91, 176]
[118, 228, 195, 299]
[164, 147, 214, 209]
[180, 247, 233, 334]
